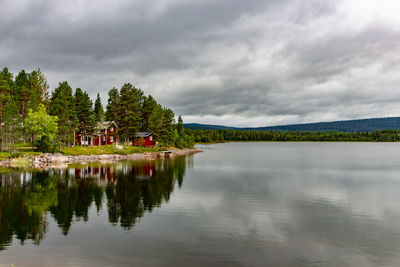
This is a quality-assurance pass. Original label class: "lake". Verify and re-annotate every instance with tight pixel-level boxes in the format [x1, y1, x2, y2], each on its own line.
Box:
[2, 142, 400, 266]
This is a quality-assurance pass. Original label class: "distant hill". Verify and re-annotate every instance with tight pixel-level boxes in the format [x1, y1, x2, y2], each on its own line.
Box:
[183, 123, 238, 130]
[184, 117, 400, 132]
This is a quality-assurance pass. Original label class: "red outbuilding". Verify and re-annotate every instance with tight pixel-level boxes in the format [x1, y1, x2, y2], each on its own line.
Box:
[132, 132, 156, 147]
[75, 121, 118, 146]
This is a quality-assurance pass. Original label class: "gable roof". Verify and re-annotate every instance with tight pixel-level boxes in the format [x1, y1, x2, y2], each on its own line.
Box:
[97, 121, 118, 129]
[134, 132, 153, 138]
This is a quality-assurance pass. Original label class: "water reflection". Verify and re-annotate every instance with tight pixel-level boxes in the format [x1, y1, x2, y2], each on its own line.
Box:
[0, 156, 190, 250]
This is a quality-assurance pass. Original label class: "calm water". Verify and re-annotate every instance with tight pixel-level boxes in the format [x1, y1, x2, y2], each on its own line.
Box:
[2, 142, 400, 266]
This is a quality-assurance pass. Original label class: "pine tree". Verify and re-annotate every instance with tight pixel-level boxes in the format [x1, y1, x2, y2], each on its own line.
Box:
[142, 95, 157, 131]
[75, 88, 94, 133]
[28, 68, 49, 111]
[177, 115, 184, 135]
[0, 68, 13, 151]
[160, 108, 175, 146]
[148, 104, 163, 140]
[105, 87, 119, 122]
[14, 70, 30, 113]
[2, 96, 20, 152]
[118, 83, 144, 144]
[49, 81, 77, 148]
[94, 93, 104, 123]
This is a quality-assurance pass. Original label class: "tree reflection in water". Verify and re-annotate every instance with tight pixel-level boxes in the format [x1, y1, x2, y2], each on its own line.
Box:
[0, 156, 191, 250]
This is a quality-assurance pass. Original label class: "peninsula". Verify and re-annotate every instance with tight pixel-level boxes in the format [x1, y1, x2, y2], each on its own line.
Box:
[0, 67, 198, 168]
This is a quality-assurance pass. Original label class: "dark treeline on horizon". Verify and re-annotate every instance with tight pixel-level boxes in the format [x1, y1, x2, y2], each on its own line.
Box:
[186, 129, 400, 142]
[0, 67, 193, 152]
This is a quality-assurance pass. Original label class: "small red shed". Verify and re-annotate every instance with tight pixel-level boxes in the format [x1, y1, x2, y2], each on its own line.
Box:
[132, 132, 155, 147]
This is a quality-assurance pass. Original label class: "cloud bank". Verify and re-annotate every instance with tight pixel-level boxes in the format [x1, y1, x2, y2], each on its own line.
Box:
[1, 0, 400, 126]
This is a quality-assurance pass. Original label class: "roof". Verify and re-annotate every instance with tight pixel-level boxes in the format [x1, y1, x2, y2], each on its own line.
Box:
[96, 121, 118, 129]
[134, 132, 153, 138]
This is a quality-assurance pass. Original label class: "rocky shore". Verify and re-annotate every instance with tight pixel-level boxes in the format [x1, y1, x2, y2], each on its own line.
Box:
[0, 148, 202, 169]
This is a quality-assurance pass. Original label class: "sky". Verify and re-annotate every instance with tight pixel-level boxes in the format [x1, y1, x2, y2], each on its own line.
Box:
[1, 0, 400, 127]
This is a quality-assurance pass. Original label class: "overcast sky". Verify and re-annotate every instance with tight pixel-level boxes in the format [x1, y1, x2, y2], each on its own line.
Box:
[1, 0, 400, 127]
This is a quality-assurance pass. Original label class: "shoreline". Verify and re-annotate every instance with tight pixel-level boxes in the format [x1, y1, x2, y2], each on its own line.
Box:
[0, 148, 202, 169]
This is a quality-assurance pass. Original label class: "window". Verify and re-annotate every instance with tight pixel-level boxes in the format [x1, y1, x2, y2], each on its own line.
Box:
[110, 136, 114, 142]
[103, 137, 105, 142]
[149, 136, 152, 141]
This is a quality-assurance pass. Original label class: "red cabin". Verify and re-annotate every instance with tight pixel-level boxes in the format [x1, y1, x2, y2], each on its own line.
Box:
[132, 132, 156, 147]
[75, 121, 118, 146]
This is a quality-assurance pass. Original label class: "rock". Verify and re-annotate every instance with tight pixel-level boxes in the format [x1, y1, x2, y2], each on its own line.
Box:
[0, 148, 203, 169]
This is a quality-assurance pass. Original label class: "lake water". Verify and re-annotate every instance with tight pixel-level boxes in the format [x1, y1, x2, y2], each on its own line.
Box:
[2, 142, 400, 266]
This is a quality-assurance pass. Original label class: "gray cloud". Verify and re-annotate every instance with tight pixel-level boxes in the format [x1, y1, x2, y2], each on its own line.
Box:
[1, 0, 400, 126]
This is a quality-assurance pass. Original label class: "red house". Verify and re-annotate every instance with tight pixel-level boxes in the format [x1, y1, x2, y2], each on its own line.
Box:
[132, 132, 156, 147]
[75, 121, 118, 146]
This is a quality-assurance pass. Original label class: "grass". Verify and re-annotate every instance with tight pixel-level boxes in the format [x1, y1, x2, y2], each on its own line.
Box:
[11, 157, 31, 168]
[61, 144, 160, 156]
[0, 151, 43, 162]
[0, 143, 162, 160]
[0, 152, 12, 160]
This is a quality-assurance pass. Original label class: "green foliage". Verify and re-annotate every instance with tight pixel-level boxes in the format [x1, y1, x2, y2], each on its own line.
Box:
[160, 108, 175, 145]
[118, 83, 144, 144]
[94, 93, 104, 123]
[34, 135, 57, 153]
[142, 95, 157, 130]
[75, 88, 94, 132]
[27, 68, 49, 111]
[49, 81, 77, 148]
[0, 66, 194, 154]
[148, 104, 163, 138]
[24, 104, 58, 149]
[186, 129, 400, 143]
[1, 94, 21, 152]
[105, 87, 119, 122]
[0, 152, 12, 160]
[177, 115, 184, 135]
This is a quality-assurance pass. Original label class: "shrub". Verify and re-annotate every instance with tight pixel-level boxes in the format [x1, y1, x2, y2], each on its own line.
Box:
[34, 135, 56, 153]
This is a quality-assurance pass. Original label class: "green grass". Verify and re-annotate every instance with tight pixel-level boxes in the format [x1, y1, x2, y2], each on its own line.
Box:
[0, 152, 12, 160]
[61, 144, 159, 156]
[0, 151, 43, 161]
[13, 151, 43, 157]
[0, 143, 161, 159]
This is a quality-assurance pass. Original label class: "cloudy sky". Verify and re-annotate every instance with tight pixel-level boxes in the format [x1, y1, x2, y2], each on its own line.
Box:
[1, 0, 400, 127]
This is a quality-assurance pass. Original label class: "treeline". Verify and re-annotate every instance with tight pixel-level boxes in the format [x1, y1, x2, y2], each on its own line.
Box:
[0, 67, 193, 152]
[186, 129, 400, 142]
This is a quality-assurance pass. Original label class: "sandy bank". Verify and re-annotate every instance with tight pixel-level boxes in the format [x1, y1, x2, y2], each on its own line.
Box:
[0, 148, 202, 169]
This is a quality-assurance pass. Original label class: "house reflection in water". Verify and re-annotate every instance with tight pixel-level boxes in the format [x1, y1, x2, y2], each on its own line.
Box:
[72, 161, 157, 182]
[0, 156, 192, 251]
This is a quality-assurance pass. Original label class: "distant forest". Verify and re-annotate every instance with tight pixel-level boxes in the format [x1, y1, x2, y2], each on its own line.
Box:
[0, 67, 193, 152]
[186, 129, 400, 143]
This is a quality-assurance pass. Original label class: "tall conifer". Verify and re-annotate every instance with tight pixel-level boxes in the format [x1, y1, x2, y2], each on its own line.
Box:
[49, 81, 77, 148]
[94, 93, 104, 123]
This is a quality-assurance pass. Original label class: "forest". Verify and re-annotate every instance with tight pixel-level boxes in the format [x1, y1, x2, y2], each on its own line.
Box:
[186, 129, 400, 142]
[0, 67, 194, 152]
